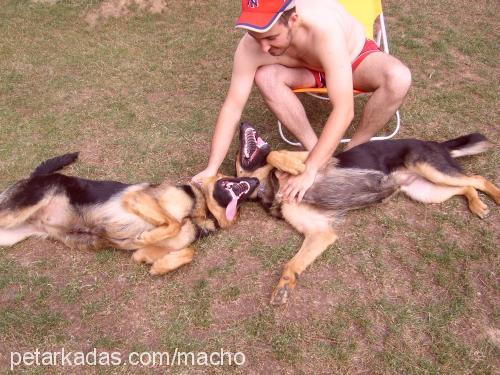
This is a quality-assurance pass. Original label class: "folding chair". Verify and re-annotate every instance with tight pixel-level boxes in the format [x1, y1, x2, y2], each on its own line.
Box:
[278, 0, 401, 146]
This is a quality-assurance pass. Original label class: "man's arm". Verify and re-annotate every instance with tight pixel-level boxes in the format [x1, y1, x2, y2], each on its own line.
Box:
[280, 30, 354, 202]
[304, 34, 354, 171]
[193, 36, 263, 183]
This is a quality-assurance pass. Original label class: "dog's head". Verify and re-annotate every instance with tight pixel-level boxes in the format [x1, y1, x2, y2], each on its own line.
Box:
[201, 174, 259, 228]
[236, 122, 273, 188]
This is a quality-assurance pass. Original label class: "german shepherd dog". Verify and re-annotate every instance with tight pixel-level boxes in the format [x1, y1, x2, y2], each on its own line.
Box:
[236, 122, 499, 305]
[0, 153, 258, 275]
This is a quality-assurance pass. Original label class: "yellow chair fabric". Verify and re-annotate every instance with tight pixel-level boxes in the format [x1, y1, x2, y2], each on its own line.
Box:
[338, 0, 382, 39]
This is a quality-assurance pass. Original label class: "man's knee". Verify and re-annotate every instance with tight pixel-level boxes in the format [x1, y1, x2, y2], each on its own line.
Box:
[385, 63, 412, 99]
[255, 65, 285, 93]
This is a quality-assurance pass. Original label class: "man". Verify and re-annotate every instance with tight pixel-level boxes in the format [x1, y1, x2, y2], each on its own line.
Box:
[193, 0, 411, 203]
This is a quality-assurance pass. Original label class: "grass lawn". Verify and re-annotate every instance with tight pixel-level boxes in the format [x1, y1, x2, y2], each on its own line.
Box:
[0, 0, 498, 373]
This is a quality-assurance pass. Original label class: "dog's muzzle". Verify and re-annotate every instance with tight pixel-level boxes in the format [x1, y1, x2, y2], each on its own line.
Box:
[213, 177, 260, 222]
[239, 122, 270, 171]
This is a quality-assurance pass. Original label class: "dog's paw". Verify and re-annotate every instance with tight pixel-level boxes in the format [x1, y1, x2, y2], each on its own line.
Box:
[149, 259, 175, 275]
[132, 249, 152, 264]
[283, 162, 306, 176]
[470, 199, 489, 219]
[494, 192, 500, 205]
[149, 248, 194, 275]
[270, 270, 298, 306]
[136, 231, 152, 244]
[270, 284, 291, 306]
[268, 151, 306, 176]
[149, 263, 167, 276]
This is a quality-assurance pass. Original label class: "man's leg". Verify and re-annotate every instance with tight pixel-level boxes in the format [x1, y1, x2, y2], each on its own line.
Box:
[255, 65, 318, 150]
[348, 53, 412, 149]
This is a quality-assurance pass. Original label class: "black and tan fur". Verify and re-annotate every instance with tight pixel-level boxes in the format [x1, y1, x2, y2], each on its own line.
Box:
[237, 122, 499, 305]
[0, 153, 258, 275]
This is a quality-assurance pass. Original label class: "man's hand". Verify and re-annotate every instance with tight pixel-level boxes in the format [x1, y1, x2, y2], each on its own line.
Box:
[191, 167, 217, 187]
[278, 165, 317, 204]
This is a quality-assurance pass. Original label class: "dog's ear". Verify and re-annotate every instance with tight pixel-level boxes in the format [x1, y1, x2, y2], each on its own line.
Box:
[201, 174, 232, 228]
[235, 151, 246, 178]
[234, 150, 241, 177]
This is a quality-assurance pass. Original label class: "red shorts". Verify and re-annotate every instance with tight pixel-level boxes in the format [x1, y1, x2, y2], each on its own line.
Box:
[309, 39, 382, 88]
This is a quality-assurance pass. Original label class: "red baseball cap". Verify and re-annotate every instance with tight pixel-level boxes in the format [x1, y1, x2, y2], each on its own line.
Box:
[235, 0, 296, 33]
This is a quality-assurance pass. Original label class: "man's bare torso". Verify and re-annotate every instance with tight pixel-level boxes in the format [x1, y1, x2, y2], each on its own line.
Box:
[242, 0, 366, 72]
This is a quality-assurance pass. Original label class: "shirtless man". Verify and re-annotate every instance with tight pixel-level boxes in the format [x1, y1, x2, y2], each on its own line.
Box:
[193, 0, 412, 202]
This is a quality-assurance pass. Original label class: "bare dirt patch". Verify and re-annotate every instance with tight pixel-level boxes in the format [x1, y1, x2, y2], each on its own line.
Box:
[31, 0, 58, 4]
[85, 0, 167, 27]
[486, 328, 500, 348]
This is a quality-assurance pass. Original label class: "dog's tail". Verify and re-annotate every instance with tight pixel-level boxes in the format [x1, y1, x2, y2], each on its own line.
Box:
[30, 152, 79, 178]
[440, 133, 493, 158]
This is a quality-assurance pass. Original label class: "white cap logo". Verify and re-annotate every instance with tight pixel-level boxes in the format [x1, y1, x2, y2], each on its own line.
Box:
[248, 0, 259, 8]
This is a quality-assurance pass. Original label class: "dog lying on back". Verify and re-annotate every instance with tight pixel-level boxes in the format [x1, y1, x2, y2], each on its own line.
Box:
[0, 153, 258, 275]
[236, 122, 499, 305]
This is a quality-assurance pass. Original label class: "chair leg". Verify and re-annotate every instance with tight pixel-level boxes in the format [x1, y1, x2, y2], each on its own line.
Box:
[279, 108, 401, 146]
[379, 12, 390, 54]
[369, 109, 401, 141]
[278, 120, 302, 146]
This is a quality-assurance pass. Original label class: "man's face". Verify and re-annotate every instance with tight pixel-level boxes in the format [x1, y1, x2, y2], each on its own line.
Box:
[249, 21, 293, 56]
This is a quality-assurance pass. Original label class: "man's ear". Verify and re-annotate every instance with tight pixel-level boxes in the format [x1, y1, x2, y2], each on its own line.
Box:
[288, 12, 299, 27]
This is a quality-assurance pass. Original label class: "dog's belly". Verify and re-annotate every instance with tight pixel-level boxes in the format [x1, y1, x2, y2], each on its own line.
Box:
[398, 174, 462, 203]
[281, 203, 334, 233]
[33, 194, 77, 232]
[83, 187, 153, 245]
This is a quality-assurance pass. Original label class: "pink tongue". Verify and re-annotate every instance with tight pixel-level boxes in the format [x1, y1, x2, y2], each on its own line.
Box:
[225, 198, 238, 221]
